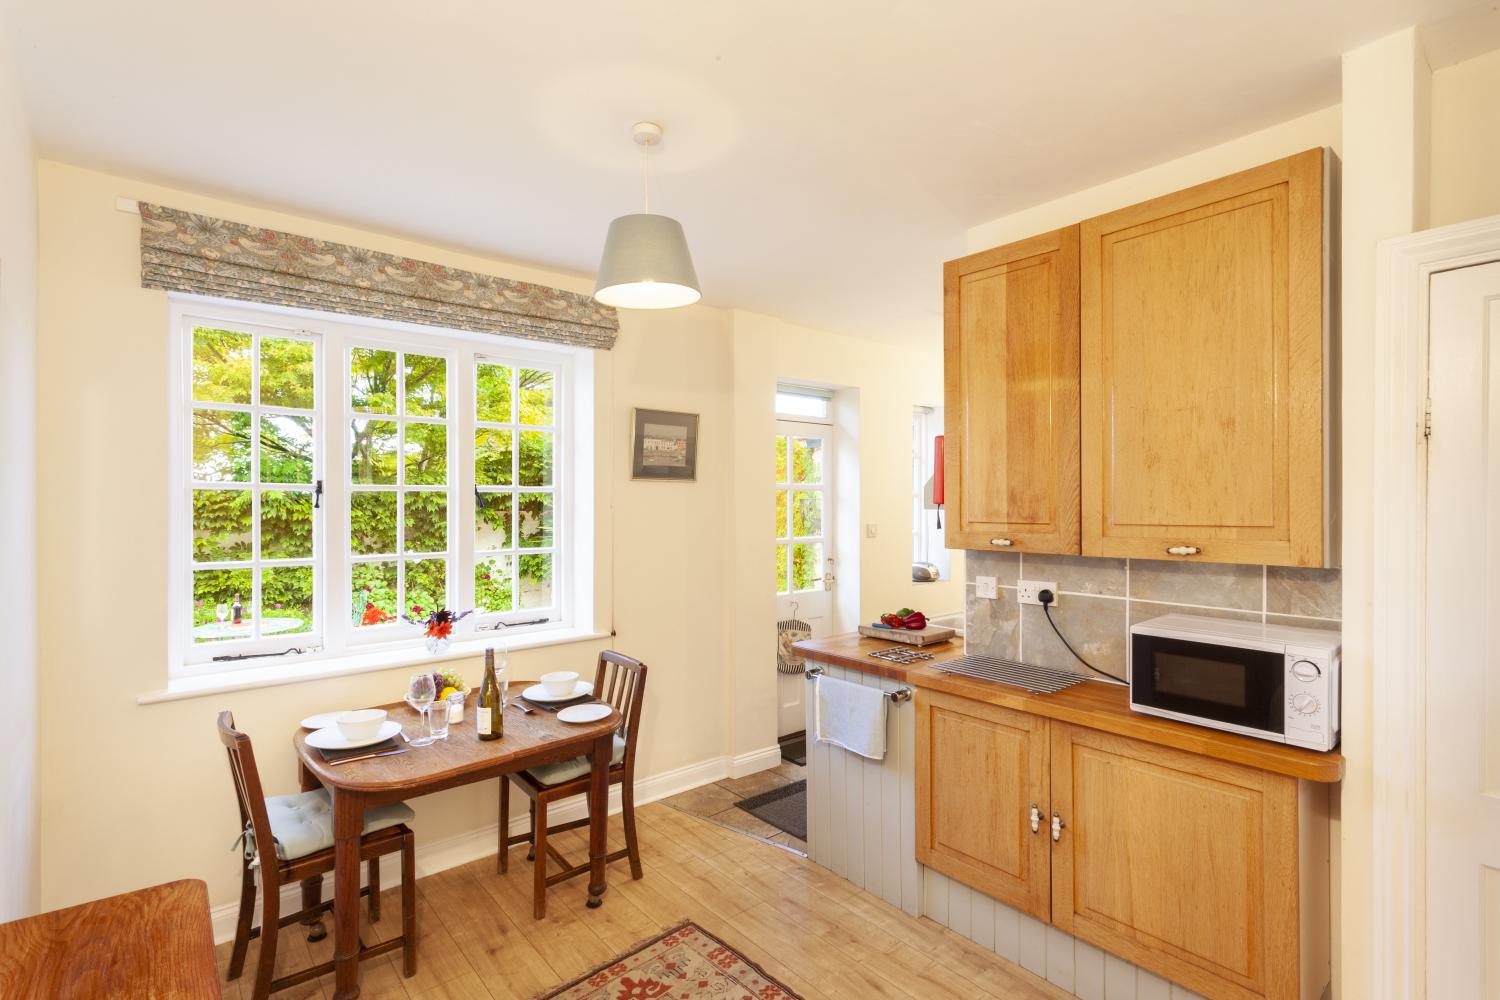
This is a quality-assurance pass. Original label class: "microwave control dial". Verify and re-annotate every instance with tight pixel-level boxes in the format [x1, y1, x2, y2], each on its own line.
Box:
[1290, 659, 1322, 682]
[1291, 692, 1321, 716]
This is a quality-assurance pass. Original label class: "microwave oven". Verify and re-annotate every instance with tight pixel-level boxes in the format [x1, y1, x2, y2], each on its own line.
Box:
[1128, 614, 1340, 752]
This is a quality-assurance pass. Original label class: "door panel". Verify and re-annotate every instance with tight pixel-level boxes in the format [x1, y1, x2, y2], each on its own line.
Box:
[943, 227, 1080, 553]
[915, 689, 1051, 919]
[1080, 148, 1325, 566]
[777, 418, 835, 737]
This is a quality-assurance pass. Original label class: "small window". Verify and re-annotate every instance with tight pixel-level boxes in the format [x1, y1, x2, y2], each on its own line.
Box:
[775, 387, 831, 419]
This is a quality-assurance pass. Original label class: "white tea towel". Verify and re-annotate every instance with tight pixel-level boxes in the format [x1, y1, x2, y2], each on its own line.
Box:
[813, 674, 888, 760]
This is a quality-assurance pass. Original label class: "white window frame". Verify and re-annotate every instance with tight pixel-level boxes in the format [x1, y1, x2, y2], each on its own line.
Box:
[168, 296, 589, 677]
[775, 386, 835, 596]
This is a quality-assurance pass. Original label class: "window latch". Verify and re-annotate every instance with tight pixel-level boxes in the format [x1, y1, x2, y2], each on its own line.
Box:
[313, 479, 324, 510]
[474, 486, 487, 512]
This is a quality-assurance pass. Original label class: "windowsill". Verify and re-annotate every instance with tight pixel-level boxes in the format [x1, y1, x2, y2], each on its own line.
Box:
[137, 627, 612, 705]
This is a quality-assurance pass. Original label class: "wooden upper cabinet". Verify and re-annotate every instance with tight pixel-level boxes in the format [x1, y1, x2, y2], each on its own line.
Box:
[1080, 148, 1328, 566]
[944, 227, 1081, 554]
[915, 689, 1051, 921]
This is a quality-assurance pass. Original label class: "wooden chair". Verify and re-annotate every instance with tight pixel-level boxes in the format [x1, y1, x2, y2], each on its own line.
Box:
[218, 711, 417, 999]
[499, 650, 648, 918]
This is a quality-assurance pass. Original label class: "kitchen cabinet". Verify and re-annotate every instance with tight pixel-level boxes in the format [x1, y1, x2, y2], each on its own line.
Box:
[942, 227, 1080, 554]
[914, 689, 1051, 920]
[1079, 149, 1329, 566]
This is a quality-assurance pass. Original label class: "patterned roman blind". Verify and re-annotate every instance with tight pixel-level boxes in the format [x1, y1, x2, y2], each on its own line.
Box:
[138, 203, 619, 350]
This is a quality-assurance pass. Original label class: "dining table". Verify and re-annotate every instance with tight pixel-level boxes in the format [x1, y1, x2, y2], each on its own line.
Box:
[294, 691, 622, 1000]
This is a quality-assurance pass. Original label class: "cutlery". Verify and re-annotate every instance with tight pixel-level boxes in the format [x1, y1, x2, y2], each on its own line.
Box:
[510, 701, 533, 715]
[328, 747, 409, 766]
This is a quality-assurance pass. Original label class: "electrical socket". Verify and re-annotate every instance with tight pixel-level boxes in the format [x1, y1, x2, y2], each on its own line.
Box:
[1017, 580, 1058, 606]
[975, 576, 998, 600]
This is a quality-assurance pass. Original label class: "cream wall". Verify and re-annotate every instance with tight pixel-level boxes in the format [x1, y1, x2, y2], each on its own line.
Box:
[1430, 44, 1500, 229]
[32, 160, 944, 914]
[0, 30, 37, 922]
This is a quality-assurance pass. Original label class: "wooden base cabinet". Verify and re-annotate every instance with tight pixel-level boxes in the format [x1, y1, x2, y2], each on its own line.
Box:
[915, 698, 1331, 1000]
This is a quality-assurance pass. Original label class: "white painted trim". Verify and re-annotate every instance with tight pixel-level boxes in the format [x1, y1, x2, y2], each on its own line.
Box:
[728, 744, 783, 779]
[208, 751, 732, 943]
[1370, 211, 1500, 1000]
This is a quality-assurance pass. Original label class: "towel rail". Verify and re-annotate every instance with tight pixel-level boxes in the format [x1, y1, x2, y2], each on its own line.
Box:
[804, 665, 912, 703]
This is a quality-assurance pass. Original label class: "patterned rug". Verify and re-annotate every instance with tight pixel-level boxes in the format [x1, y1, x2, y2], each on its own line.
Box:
[535, 920, 803, 1000]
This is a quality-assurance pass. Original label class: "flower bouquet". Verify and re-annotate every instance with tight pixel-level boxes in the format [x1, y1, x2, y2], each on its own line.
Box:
[402, 606, 476, 655]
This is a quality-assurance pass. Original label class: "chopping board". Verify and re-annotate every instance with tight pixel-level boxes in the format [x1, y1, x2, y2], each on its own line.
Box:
[857, 623, 957, 646]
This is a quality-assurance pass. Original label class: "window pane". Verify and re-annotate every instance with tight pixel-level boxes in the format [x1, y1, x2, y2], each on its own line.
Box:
[519, 430, 552, 486]
[351, 419, 398, 484]
[792, 491, 822, 537]
[261, 414, 314, 484]
[350, 491, 397, 554]
[261, 566, 313, 636]
[353, 561, 398, 626]
[775, 436, 787, 483]
[261, 490, 313, 559]
[476, 363, 513, 423]
[475, 555, 514, 613]
[775, 544, 788, 594]
[791, 542, 825, 592]
[405, 558, 447, 617]
[518, 553, 552, 610]
[475, 492, 513, 550]
[405, 354, 446, 417]
[260, 338, 314, 409]
[791, 437, 823, 484]
[405, 492, 447, 553]
[774, 489, 787, 539]
[775, 391, 829, 418]
[193, 409, 251, 482]
[193, 489, 252, 562]
[351, 347, 397, 413]
[404, 423, 447, 485]
[475, 429, 514, 486]
[519, 368, 553, 425]
[193, 568, 253, 643]
[517, 493, 553, 548]
[192, 327, 252, 404]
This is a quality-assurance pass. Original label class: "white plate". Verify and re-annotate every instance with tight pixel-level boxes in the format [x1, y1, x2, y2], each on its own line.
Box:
[557, 703, 612, 724]
[305, 720, 403, 750]
[301, 711, 351, 730]
[522, 681, 594, 704]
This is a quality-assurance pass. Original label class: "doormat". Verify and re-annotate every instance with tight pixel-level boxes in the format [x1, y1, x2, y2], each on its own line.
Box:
[533, 919, 803, 999]
[779, 735, 806, 766]
[734, 780, 806, 842]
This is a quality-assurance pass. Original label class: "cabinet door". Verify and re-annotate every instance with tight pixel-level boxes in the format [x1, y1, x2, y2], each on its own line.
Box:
[915, 689, 1051, 920]
[1050, 723, 1300, 1000]
[1080, 148, 1326, 566]
[943, 227, 1080, 553]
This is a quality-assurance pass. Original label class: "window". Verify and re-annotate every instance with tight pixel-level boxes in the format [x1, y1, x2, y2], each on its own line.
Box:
[912, 405, 950, 580]
[174, 303, 584, 672]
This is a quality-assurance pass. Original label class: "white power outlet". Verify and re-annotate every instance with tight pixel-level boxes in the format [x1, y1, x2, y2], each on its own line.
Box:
[975, 576, 998, 600]
[1017, 580, 1058, 607]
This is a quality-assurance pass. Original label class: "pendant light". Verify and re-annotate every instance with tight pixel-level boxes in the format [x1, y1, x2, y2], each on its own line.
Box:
[593, 121, 702, 309]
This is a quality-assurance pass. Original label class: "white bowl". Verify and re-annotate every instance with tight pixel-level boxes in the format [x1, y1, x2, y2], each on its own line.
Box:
[335, 709, 387, 742]
[540, 671, 580, 699]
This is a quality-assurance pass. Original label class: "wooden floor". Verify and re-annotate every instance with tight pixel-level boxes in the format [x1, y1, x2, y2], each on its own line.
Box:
[215, 801, 1073, 1000]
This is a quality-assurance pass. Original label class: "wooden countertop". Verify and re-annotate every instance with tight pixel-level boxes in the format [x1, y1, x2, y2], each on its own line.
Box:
[794, 633, 1344, 784]
[0, 879, 219, 998]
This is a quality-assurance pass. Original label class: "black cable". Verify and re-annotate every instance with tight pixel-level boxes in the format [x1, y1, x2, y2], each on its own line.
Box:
[1039, 594, 1126, 686]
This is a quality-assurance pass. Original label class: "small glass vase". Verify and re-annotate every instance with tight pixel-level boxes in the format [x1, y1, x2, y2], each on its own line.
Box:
[425, 634, 451, 656]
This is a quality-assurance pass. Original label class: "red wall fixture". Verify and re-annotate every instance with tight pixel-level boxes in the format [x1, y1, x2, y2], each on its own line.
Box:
[932, 435, 945, 506]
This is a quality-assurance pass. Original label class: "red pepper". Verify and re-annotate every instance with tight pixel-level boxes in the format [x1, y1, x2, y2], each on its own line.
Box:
[902, 611, 927, 630]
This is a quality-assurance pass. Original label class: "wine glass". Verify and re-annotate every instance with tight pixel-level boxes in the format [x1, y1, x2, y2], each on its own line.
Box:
[406, 673, 438, 746]
[215, 603, 229, 633]
[496, 642, 510, 710]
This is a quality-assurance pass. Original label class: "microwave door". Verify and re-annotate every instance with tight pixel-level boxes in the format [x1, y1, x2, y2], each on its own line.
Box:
[1131, 634, 1285, 738]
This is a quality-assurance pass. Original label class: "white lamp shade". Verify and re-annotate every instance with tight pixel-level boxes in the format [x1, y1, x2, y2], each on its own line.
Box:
[593, 213, 701, 309]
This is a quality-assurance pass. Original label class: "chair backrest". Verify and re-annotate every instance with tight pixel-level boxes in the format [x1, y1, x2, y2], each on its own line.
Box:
[592, 651, 647, 773]
[217, 710, 281, 886]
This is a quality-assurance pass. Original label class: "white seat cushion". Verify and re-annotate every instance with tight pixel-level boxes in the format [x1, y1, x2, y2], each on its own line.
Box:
[259, 789, 414, 861]
[524, 735, 627, 787]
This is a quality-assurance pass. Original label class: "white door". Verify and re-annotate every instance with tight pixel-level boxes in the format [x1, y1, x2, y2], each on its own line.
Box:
[1427, 259, 1500, 998]
[776, 417, 835, 737]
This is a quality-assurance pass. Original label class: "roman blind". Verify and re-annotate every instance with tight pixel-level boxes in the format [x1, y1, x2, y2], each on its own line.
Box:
[138, 203, 619, 350]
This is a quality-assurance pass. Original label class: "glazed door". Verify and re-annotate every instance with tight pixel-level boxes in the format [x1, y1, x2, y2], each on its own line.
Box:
[776, 417, 835, 737]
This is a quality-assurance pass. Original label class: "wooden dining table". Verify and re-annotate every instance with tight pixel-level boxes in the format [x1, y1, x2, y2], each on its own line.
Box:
[294, 693, 621, 1000]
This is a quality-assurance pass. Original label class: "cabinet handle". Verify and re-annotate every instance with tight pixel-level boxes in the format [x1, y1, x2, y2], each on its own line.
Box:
[989, 538, 1014, 547]
[1051, 812, 1065, 842]
[1165, 545, 1202, 557]
[1029, 804, 1041, 834]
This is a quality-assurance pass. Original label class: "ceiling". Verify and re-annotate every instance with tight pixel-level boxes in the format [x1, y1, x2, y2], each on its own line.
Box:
[0, 0, 1482, 344]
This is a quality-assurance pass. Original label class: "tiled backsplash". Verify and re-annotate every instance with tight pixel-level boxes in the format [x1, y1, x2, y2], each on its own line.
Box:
[965, 551, 1341, 681]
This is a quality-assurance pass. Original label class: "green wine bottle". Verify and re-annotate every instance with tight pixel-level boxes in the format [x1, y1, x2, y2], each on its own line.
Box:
[477, 648, 502, 741]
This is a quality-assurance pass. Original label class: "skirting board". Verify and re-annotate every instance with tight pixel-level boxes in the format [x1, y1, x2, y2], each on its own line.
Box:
[209, 744, 781, 943]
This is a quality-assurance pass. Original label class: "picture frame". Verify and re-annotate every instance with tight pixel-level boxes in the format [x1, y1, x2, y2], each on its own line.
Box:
[631, 408, 699, 481]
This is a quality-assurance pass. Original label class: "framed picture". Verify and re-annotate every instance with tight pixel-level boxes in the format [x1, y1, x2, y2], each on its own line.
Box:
[631, 408, 699, 481]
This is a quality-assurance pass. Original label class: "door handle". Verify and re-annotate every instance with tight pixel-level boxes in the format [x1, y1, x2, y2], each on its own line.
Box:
[1029, 804, 1041, 834]
[1051, 812, 1065, 842]
[1166, 545, 1202, 557]
[989, 538, 1013, 547]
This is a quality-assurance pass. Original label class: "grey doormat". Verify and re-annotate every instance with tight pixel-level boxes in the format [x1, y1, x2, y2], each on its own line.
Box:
[734, 780, 806, 841]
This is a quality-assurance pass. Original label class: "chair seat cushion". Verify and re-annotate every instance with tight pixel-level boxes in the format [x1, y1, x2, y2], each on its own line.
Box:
[260, 789, 414, 861]
[523, 735, 627, 787]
